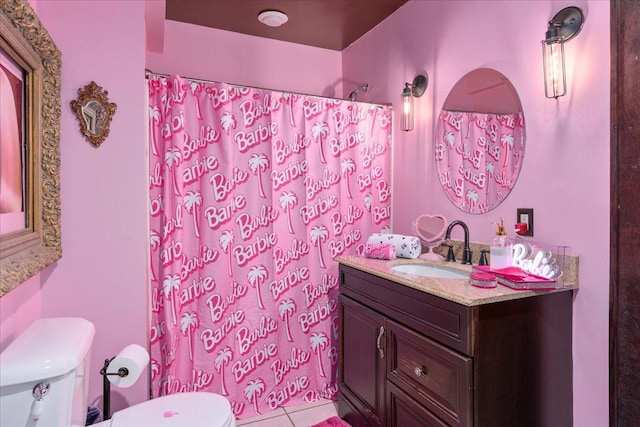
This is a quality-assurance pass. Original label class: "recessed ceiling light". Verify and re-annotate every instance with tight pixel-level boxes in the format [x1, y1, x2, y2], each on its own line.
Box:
[257, 10, 288, 27]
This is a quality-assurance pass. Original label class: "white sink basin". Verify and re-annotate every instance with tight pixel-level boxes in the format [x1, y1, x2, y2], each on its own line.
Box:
[391, 263, 469, 279]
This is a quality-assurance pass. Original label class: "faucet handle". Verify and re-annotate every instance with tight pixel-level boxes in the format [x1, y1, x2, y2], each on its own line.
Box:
[442, 244, 456, 262]
[479, 249, 489, 266]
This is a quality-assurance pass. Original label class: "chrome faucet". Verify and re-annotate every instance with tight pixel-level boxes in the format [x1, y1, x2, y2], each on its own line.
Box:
[444, 220, 472, 265]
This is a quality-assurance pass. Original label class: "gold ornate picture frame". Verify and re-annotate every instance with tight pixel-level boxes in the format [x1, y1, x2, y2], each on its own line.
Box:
[71, 81, 117, 147]
[0, 0, 62, 296]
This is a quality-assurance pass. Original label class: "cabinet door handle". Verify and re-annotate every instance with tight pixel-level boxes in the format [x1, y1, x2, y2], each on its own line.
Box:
[376, 326, 385, 359]
[414, 367, 425, 377]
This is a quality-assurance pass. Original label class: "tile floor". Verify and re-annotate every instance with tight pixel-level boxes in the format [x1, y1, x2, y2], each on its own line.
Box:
[236, 399, 340, 427]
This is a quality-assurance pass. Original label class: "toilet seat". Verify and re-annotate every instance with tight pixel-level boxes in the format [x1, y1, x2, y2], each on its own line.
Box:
[99, 392, 235, 427]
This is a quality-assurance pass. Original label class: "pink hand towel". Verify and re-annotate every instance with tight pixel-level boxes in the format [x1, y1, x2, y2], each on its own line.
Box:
[364, 242, 396, 260]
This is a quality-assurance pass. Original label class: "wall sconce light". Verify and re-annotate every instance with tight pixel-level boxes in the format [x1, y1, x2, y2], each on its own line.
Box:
[401, 74, 428, 131]
[542, 6, 584, 99]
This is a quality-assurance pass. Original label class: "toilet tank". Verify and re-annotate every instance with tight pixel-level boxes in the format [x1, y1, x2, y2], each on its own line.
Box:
[0, 318, 95, 427]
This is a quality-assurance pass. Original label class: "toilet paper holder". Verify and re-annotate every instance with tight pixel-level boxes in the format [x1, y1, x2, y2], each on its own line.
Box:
[98, 344, 149, 421]
[100, 357, 130, 420]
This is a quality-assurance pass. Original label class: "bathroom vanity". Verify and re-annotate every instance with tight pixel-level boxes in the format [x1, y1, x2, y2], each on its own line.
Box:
[336, 256, 575, 427]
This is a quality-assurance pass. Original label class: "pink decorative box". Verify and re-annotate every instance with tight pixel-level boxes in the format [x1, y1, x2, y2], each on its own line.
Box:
[473, 266, 558, 290]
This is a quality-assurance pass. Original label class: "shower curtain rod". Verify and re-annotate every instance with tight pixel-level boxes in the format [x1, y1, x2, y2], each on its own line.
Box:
[442, 107, 521, 116]
[145, 69, 392, 107]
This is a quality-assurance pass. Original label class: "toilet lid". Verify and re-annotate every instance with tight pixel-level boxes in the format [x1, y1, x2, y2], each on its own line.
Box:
[110, 392, 234, 427]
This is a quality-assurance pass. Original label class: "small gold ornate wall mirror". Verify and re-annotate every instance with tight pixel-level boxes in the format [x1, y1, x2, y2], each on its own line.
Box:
[71, 81, 116, 147]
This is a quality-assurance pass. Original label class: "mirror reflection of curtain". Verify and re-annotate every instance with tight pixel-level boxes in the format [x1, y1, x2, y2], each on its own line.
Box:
[0, 65, 24, 214]
[148, 75, 392, 419]
[435, 110, 525, 214]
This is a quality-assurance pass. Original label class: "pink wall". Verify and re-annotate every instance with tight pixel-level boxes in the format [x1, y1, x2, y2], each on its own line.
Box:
[145, 0, 164, 54]
[0, 276, 41, 349]
[146, 20, 343, 97]
[342, 1, 609, 425]
[37, 0, 149, 411]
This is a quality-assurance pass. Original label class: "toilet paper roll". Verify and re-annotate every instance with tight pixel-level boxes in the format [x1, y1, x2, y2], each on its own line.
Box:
[107, 344, 150, 388]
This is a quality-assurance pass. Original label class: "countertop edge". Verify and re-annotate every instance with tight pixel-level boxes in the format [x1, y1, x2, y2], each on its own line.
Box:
[336, 255, 578, 307]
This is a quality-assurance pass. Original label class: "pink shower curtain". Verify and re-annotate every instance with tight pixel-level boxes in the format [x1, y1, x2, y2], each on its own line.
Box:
[148, 75, 392, 419]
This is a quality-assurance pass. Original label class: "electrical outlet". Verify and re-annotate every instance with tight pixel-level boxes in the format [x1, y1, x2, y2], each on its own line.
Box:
[516, 208, 534, 236]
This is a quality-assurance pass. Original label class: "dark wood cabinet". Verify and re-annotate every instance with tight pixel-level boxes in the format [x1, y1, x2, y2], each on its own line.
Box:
[339, 295, 386, 427]
[338, 264, 573, 427]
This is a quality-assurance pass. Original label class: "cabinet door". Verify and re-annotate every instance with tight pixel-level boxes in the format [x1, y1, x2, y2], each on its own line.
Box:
[387, 382, 449, 427]
[339, 294, 386, 427]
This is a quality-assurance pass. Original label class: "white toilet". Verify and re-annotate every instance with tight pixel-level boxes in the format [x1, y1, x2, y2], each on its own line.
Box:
[0, 317, 235, 427]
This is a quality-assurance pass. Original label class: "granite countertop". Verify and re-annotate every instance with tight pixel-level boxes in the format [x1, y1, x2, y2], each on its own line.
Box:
[335, 255, 578, 307]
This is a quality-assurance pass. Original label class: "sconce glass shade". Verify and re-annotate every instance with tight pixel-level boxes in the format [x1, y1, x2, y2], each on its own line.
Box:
[542, 33, 566, 98]
[401, 75, 427, 132]
[401, 85, 414, 131]
[541, 6, 584, 99]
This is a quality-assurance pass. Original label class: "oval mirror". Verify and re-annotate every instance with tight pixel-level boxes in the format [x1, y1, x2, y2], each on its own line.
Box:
[434, 68, 525, 214]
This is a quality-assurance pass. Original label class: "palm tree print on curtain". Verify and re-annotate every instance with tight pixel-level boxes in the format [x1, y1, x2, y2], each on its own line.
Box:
[148, 75, 392, 419]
